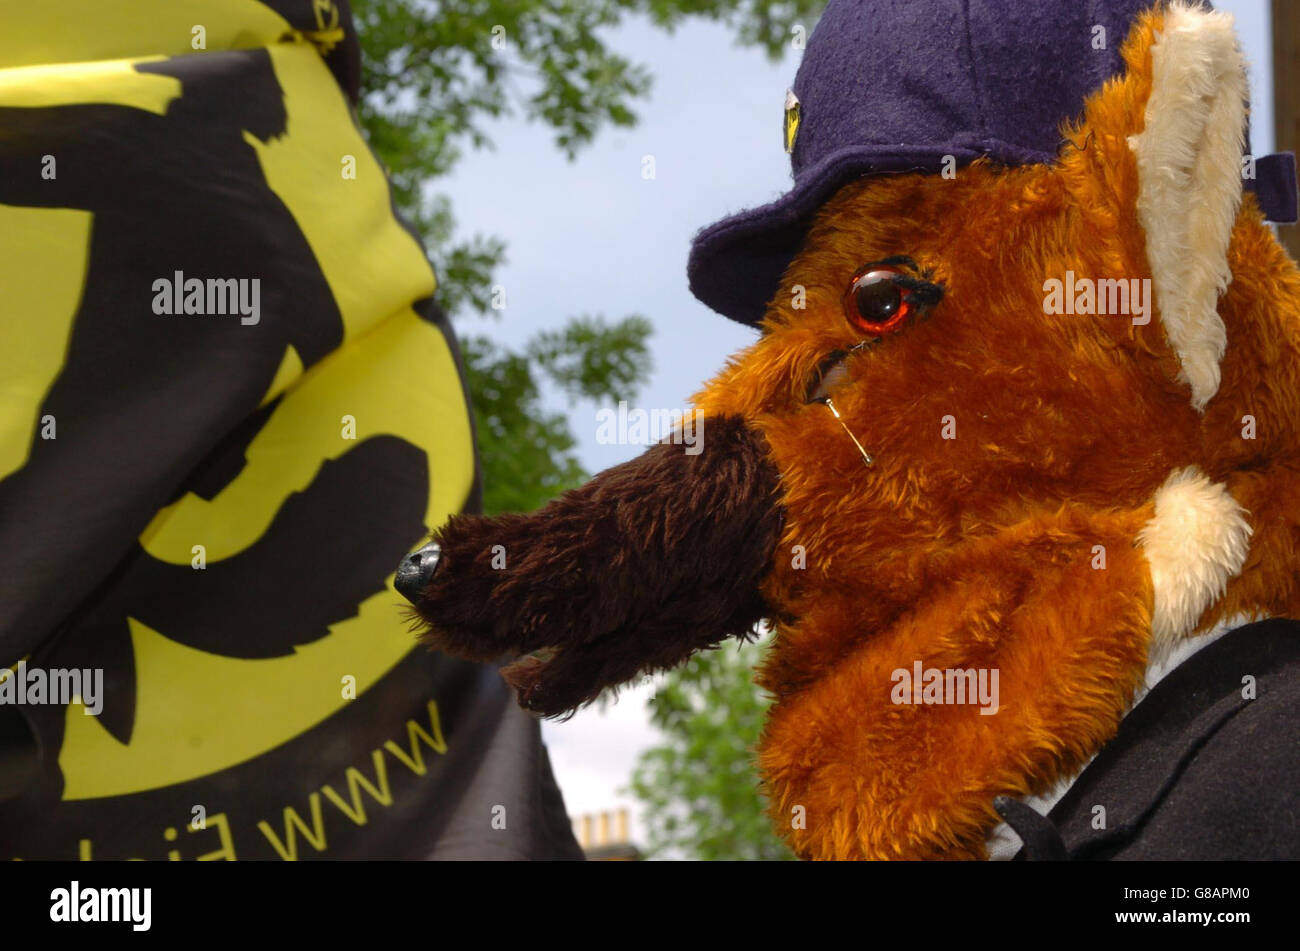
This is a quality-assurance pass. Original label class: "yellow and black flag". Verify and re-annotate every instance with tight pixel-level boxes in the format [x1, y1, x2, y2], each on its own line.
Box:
[0, 0, 582, 859]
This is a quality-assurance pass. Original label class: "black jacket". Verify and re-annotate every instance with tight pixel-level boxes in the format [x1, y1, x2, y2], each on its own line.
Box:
[1002, 618, 1300, 860]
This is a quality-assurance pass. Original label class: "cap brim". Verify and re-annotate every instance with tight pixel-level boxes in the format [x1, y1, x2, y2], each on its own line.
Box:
[686, 144, 989, 327]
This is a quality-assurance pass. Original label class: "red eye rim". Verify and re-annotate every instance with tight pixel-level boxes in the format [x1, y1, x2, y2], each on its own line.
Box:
[842, 266, 914, 336]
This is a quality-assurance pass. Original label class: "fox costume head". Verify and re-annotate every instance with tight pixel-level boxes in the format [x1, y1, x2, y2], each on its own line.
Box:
[399, 0, 1300, 859]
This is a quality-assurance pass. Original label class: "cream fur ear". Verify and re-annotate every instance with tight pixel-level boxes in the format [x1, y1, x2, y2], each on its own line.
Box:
[1128, 1, 1247, 412]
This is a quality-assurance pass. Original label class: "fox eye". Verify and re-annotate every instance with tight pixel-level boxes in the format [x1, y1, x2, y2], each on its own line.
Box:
[842, 266, 913, 336]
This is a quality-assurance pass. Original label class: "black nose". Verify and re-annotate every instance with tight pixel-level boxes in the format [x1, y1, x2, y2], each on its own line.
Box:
[395, 542, 441, 603]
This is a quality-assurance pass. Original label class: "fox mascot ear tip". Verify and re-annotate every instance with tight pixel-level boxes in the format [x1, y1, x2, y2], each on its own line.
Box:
[1069, 0, 1251, 413]
[1130, 1, 1247, 413]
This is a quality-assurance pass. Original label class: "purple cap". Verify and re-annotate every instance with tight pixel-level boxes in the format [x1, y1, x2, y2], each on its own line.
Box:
[687, 0, 1298, 327]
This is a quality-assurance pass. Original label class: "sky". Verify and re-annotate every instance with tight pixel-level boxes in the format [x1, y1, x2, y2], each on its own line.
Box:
[436, 0, 1275, 852]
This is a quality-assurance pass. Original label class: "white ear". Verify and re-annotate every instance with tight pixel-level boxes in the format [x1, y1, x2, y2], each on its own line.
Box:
[1128, 1, 1247, 412]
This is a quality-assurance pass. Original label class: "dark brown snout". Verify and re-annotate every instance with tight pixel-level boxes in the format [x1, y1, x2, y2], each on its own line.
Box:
[402, 415, 784, 717]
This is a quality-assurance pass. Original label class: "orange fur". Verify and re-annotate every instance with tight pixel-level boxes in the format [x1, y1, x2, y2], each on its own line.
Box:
[691, 6, 1300, 859]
